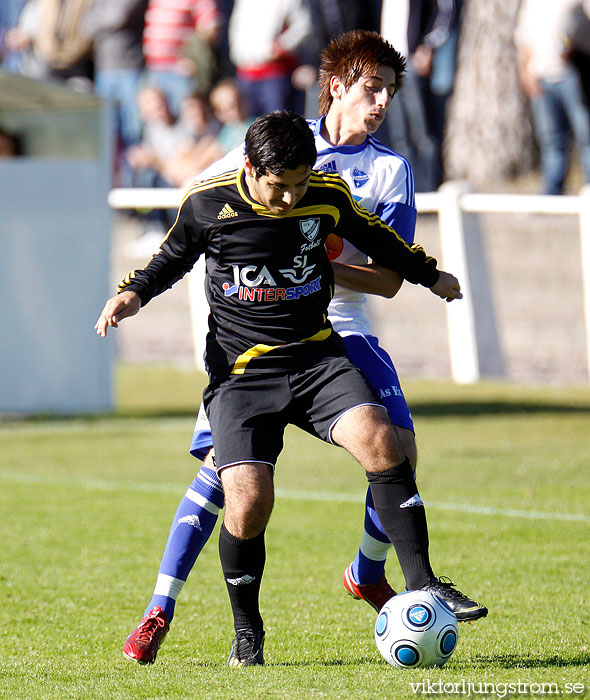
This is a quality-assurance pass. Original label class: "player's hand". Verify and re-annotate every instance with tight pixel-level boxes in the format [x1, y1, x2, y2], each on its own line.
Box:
[430, 271, 462, 302]
[94, 291, 141, 337]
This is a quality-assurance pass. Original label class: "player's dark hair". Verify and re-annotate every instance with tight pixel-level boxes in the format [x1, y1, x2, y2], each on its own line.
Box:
[318, 30, 406, 116]
[245, 111, 317, 177]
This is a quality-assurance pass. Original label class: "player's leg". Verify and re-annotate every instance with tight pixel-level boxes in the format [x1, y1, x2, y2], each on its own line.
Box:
[207, 374, 289, 667]
[143, 452, 224, 620]
[332, 403, 434, 590]
[122, 407, 224, 665]
[219, 462, 273, 667]
[342, 334, 416, 606]
[294, 356, 429, 594]
[331, 401, 487, 622]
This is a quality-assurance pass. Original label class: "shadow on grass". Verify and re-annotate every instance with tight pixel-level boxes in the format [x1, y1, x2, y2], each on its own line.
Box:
[3, 400, 590, 425]
[123, 400, 590, 421]
[410, 400, 590, 418]
[470, 652, 589, 669]
[185, 656, 381, 668]
[185, 652, 590, 669]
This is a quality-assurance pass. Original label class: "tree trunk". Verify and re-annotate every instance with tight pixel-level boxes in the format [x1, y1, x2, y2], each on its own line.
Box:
[444, 0, 536, 187]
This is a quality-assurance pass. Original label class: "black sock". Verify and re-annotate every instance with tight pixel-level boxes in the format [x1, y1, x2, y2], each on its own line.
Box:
[219, 522, 265, 631]
[366, 457, 434, 590]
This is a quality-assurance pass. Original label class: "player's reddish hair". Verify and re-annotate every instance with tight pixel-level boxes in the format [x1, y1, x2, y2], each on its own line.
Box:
[318, 30, 406, 116]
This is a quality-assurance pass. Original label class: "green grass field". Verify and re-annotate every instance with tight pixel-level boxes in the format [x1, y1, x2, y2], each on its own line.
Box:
[1, 366, 588, 700]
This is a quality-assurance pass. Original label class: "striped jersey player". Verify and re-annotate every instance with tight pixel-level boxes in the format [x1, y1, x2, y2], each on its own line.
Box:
[110, 31, 487, 668]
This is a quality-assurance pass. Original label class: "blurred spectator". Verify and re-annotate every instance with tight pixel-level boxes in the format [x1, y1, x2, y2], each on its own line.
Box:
[307, 0, 381, 55]
[301, 0, 382, 117]
[81, 0, 148, 185]
[164, 77, 255, 185]
[380, 0, 457, 191]
[207, 78, 253, 154]
[3, 0, 46, 78]
[415, 0, 462, 183]
[125, 85, 225, 253]
[126, 85, 186, 249]
[160, 90, 222, 186]
[182, 0, 235, 90]
[0, 0, 29, 72]
[227, 0, 313, 116]
[142, 0, 223, 118]
[515, 0, 590, 195]
[24, 0, 94, 90]
[564, 0, 590, 107]
[126, 85, 185, 183]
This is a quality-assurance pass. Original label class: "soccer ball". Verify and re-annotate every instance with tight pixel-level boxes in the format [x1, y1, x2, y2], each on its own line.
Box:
[375, 590, 459, 668]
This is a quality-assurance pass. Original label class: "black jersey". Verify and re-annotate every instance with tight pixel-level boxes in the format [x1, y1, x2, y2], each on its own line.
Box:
[119, 168, 439, 378]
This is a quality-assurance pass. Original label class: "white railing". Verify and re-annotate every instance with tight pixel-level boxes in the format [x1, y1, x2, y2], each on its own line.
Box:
[108, 183, 590, 383]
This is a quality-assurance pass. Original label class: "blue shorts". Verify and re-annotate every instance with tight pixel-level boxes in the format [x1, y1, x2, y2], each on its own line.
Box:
[189, 333, 413, 461]
[341, 333, 413, 433]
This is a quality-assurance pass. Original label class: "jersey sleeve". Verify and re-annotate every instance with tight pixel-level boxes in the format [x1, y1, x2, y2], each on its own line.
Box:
[330, 177, 438, 288]
[117, 193, 207, 305]
[375, 200, 417, 246]
[374, 150, 416, 245]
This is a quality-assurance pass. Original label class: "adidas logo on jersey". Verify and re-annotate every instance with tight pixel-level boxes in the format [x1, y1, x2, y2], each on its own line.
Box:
[218, 203, 238, 219]
[319, 160, 338, 173]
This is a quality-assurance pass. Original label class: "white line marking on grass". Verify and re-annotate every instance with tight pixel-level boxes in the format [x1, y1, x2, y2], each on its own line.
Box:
[1, 471, 587, 523]
[274, 489, 589, 523]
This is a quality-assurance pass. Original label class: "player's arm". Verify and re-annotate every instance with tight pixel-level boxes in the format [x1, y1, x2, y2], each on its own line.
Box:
[331, 200, 412, 298]
[332, 170, 417, 298]
[95, 194, 206, 337]
[430, 270, 462, 302]
[332, 180, 461, 301]
[95, 290, 141, 337]
[331, 261, 403, 298]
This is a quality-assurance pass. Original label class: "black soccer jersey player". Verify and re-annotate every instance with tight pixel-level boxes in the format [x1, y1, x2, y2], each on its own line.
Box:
[96, 111, 484, 668]
[116, 153, 440, 381]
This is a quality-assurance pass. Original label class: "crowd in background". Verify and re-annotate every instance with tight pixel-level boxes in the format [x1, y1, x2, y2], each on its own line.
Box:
[1, 0, 589, 199]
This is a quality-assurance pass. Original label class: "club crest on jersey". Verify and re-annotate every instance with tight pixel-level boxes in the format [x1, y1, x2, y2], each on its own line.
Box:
[352, 168, 369, 188]
[299, 217, 320, 243]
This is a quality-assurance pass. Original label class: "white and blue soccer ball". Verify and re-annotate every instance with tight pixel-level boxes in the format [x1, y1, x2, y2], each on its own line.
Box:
[375, 590, 459, 668]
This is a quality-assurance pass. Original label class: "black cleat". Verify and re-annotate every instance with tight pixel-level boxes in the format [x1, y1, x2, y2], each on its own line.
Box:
[227, 628, 265, 667]
[422, 576, 488, 622]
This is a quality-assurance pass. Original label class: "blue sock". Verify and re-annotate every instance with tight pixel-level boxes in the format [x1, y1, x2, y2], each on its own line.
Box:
[351, 487, 392, 585]
[145, 466, 224, 621]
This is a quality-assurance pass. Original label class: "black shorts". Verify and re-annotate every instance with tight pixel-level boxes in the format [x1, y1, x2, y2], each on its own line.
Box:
[203, 355, 385, 471]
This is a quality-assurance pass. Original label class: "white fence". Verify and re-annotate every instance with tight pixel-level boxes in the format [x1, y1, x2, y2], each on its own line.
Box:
[108, 183, 590, 384]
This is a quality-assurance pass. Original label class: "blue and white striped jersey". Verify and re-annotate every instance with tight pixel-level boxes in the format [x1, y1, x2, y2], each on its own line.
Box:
[308, 118, 416, 334]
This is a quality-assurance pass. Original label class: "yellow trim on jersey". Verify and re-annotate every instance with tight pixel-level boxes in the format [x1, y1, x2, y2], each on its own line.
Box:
[234, 169, 412, 254]
[118, 270, 137, 292]
[232, 343, 277, 375]
[231, 326, 333, 374]
[185, 170, 240, 199]
[122, 170, 241, 283]
[311, 171, 421, 254]
[301, 327, 332, 343]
